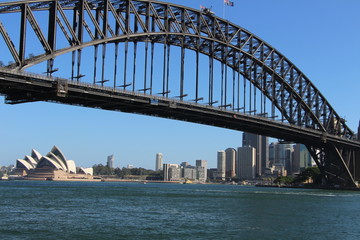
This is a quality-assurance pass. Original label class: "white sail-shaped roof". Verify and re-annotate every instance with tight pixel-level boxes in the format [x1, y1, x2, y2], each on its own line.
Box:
[16, 159, 34, 170]
[67, 160, 76, 174]
[47, 152, 68, 172]
[31, 149, 42, 163]
[24, 155, 37, 168]
[79, 167, 93, 176]
[50, 146, 67, 163]
[37, 156, 64, 170]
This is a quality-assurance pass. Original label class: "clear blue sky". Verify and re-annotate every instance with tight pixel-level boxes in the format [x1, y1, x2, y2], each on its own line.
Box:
[0, 0, 359, 169]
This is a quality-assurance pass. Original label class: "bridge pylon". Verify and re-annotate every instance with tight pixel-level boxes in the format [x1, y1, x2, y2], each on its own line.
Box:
[308, 144, 360, 188]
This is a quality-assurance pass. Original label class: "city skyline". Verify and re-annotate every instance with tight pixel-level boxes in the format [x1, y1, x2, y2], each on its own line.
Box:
[0, 0, 359, 170]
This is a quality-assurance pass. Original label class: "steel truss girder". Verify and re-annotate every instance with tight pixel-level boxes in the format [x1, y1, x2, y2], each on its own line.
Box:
[0, 0, 353, 141]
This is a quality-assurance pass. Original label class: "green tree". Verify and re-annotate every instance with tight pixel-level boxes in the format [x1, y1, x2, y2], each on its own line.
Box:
[92, 164, 114, 176]
[274, 176, 294, 185]
[294, 167, 322, 185]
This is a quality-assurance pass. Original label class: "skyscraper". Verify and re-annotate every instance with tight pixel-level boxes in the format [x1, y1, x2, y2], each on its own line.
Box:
[269, 142, 278, 167]
[225, 148, 236, 179]
[155, 153, 163, 171]
[242, 132, 269, 176]
[217, 151, 226, 180]
[293, 144, 313, 172]
[237, 146, 256, 180]
[107, 154, 114, 169]
[275, 143, 293, 174]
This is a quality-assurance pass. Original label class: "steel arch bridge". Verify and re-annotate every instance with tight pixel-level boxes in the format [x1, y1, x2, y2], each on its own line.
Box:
[0, 0, 359, 187]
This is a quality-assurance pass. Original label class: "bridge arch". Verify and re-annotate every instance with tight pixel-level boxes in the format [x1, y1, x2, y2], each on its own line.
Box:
[0, 0, 353, 140]
[0, 0, 359, 187]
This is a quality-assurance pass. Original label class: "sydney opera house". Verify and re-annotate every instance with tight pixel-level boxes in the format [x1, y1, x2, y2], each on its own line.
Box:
[15, 146, 93, 180]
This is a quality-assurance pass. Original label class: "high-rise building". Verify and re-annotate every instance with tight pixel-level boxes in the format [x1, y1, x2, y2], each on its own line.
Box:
[275, 143, 293, 174]
[284, 147, 293, 175]
[358, 120, 360, 141]
[225, 148, 236, 179]
[242, 132, 269, 176]
[196, 160, 208, 182]
[293, 144, 312, 172]
[276, 144, 293, 164]
[155, 153, 163, 171]
[107, 154, 114, 169]
[261, 135, 269, 171]
[217, 151, 226, 180]
[269, 142, 278, 167]
[237, 146, 256, 180]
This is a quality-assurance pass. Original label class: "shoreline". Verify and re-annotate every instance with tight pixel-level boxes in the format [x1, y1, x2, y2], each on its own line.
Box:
[255, 184, 360, 191]
[3, 177, 360, 190]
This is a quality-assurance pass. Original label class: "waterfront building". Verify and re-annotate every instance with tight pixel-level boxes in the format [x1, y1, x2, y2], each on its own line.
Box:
[163, 163, 180, 181]
[196, 160, 208, 182]
[242, 132, 269, 176]
[14, 146, 93, 180]
[217, 151, 226, 180]
[183, 166, 196, 180]
[15, 149, 43, 172]
[208, 168, 218, 180]
[225, 148, 236, 179]
[107, 154, 114, 169]
[196, 166, 206, 182]
[358, 121, 360, 141]
[155, 153, 163, 171]
[237, 146, 256, 180]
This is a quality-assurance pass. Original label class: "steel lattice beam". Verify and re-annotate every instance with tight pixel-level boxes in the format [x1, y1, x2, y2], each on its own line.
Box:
[0, 0, 359, 187]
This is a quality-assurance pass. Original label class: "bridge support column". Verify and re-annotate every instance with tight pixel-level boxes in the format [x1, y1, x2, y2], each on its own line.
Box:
[355, 149, 360, 184]
[308, 145, 358, 188]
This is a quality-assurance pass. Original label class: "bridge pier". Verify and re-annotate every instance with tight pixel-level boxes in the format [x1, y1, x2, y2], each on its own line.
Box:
[307, 144, 360, 188]
[355, 149, 360, 185]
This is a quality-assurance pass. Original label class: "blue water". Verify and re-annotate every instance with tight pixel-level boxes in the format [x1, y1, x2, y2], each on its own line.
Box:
[1, 181, 360, 240]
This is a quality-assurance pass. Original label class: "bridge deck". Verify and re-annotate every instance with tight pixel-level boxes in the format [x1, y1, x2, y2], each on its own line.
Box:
[1, 68, 359, 151]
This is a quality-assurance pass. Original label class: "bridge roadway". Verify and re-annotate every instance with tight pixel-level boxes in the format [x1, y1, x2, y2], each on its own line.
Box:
[1, 68, 360, 151]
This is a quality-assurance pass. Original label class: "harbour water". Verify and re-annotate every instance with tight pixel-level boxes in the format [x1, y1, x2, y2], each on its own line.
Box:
[1, 181, 360, 240]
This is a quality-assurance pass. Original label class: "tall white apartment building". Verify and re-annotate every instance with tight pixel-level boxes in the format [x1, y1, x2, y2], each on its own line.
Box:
[225, 148, 236, 179]
[155, 153, 163, 171]
[107, 154, 114, 169]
